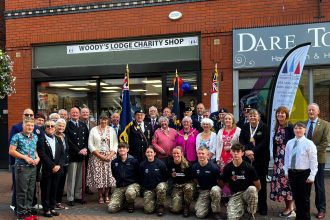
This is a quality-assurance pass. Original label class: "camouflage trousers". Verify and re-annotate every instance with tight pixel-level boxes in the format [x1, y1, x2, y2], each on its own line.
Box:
[170, 183, 195, 213]
[108, 183, 140, 213]
[143, 182, 167, 214]
[227, 186, 258, 220]
[195, 186, 221, 218]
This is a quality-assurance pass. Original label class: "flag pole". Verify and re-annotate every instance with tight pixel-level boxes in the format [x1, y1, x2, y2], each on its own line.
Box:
[215, 63, 219, 110]
[176, 69, 179, 110]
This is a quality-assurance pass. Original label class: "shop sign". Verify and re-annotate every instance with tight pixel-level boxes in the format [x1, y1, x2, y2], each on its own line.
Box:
[233, 22, 330, 69]
[67, 36, 198, 54]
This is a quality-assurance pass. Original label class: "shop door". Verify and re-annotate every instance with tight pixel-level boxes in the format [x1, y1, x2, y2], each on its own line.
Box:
[0, 97, 8, 169]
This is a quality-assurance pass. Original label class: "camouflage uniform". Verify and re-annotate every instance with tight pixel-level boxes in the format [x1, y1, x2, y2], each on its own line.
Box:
[170, 183, 195, 213]
[108, 183, 140, 213]
[227, 186, 258, 220]
[143, 182, 167, 214]
[195, 185, 221, 218]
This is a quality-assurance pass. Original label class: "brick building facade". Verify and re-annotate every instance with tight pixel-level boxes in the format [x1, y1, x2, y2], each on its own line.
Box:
[4, 0, 330, 129]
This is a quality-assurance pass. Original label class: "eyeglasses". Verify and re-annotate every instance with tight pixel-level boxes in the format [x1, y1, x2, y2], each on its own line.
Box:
[46, 125, 55, 128]
[24, 114, 34, 117]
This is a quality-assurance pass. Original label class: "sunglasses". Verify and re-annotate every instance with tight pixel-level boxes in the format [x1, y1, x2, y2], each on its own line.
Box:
[24, 114, 34, 117]
[46, 125, 55, 128]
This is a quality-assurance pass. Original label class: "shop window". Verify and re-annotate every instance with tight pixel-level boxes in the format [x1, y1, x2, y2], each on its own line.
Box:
[313, 68, 330, 122]
[37, 80, 97, 119]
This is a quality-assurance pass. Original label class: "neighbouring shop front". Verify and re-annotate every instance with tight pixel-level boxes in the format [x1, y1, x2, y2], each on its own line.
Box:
[32, 35, 201, 119]
[232, 22, 330, 168]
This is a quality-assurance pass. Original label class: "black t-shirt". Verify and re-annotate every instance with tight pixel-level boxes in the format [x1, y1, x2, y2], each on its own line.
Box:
[167, 157, 192, 185]
[191, 161, 220, 190]
[222, 160, 259, 193]
[139, 158, 167, 190]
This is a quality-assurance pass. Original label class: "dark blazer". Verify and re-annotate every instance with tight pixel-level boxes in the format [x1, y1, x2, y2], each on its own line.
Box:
[65, 120, 89, 162]
[272, 123, 294, 160]
[128, 120, 152, 162]
[110, 123, 122, 138]
[239, 121, 270, 175]
[306, 118, 330, 163]
[144, 117, 160, 137]
[191, 114, 203, 133]
[37, 135, 65, 178]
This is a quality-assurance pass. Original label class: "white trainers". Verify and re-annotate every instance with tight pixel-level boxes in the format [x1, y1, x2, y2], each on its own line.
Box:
[33, 204, 43, 210]
[279, 210, 296, 218]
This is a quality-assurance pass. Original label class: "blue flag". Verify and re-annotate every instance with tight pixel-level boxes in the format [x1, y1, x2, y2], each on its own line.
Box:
[119, 65, 133, 143]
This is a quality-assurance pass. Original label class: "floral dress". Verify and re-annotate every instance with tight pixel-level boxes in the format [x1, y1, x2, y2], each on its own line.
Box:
[87, 127, 116, 189]
[270, 127, 293, 202]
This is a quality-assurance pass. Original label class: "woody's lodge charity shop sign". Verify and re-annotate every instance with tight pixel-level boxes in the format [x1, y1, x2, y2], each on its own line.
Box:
[67, 36, 198, 54]
[233, 22, 330, 69]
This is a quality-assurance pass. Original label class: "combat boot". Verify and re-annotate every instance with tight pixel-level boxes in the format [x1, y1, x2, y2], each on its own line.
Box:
[156, 205, 164, 216]
[127, 202, 135, 213]
[183, 204, 190, 217]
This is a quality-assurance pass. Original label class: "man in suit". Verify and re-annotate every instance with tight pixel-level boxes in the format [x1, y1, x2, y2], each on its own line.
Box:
[144, 106, 160, 138]
[80, 107, 96, 195]
[65, 107, 89, 206]
[128, 109, 152, 162]
[306, 103, 330, 219]
[110, 112, 121, 137]
[191, 103, 204, 133]
[37, 120, 64, 217]
[236, 104, 252, 128]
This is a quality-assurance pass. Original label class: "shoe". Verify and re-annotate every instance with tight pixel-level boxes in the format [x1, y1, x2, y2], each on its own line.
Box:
[67, 201, 74, 206]
[127, 202, 134, 213]
[98, 197, 104, 204]
[183, 205, 190, 217]
[55, 203, 65, 210]
[43, 211, 52, 218]
[213, 213, 225, 220]
[75, 199, 87, 204]
[104, 197, 110, 204]
[317, 212, 326, 219]
[50, 210, 60, 216]
[259, 210, 267, 215]
[156, 205, 164, 216]
[279, 210, 296, 218]
[33, 204, 43, 210]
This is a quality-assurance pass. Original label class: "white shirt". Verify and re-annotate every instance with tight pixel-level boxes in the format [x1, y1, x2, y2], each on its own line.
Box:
[45, 134, 56, 159]
[284, 136, 318, 181]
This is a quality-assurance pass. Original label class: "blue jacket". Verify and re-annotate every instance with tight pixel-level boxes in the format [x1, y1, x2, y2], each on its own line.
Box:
[111, 154, 139, 187]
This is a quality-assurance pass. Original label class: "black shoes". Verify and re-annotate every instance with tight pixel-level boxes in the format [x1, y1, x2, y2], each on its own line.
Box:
[127, 202, 135, 213]
[50, 210, 60, 216]
[75, 199, 87, 204]
[67, 201, 75, 206]
[156, 205, 164, 216]
[183, 205, 190, 217]
[43, 211, 52, 218]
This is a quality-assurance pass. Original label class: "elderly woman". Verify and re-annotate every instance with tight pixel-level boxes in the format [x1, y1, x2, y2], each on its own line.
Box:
[87, 114, 118, 204]
[176, 116, 199, 164]
[239, 109, 270, 216]
[37, 120, 64, 217]
[216, 113, 241, 171]
[270, 106, 295, 217]
[152, 116, 178, 162]
[55, 118, 70, 210]
[49, 113, 60, 122]
[196, 118, 217, 160]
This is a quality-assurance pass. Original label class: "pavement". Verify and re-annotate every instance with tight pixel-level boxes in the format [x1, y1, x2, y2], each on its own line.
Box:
[0, 170, 329, 220]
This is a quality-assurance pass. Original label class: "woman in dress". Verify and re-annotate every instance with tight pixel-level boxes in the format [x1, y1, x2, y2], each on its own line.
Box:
[270, 106, 295, 217]
[176, 116, 199, 164]
[152, 116, 177, 162]
[239, 109, 270, 215]
[195, 118, 217, 160]
[55, 118, 70, 210]
[87, 114, 118, 204]
[216, 113, 241, 171]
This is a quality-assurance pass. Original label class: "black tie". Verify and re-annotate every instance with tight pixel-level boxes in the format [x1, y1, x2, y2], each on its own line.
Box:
[307, 121, 314, 140]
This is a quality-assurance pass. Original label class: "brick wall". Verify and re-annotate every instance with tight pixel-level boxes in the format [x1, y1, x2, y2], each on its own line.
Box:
[0, 1, 5, 50]
[5, 0, 330, 127]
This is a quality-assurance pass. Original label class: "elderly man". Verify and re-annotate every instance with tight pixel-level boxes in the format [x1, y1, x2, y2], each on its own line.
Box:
[65, 107, 89, 206]
[110, 113, 121, 137]
[145, 106, 160, 137]
[80, 107, 96, 130]
[58, 109, 68, 121]
[127, 109, 152, 162]
[306, 103, 330, 219]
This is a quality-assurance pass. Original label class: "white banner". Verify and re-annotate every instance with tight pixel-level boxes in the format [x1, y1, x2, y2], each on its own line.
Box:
[269, 43, 310, 157]
[67, 36, 198, 54]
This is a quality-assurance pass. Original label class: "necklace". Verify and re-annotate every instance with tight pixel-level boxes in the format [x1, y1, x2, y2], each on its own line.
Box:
[179, 129, 196, 141]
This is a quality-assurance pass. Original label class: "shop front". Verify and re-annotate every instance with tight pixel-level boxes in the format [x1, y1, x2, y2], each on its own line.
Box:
[232, 22, 330, 168]
[32, 35, 201, 118]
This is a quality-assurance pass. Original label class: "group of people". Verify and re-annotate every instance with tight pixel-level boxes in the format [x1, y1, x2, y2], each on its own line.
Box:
[8, 102, 329, 220]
